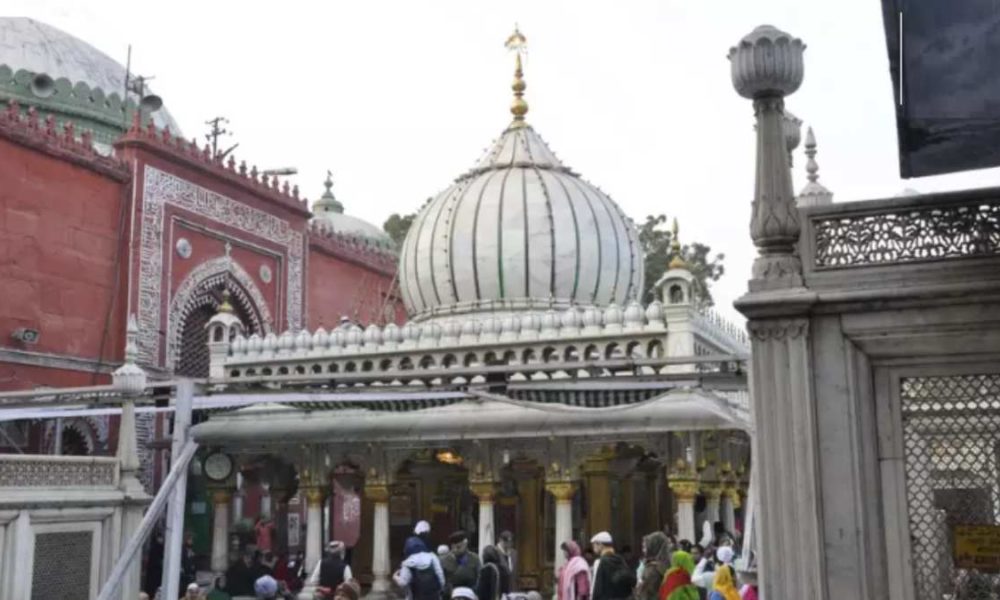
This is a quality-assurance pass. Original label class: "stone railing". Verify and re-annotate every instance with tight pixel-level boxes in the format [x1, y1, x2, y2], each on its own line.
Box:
[0, 454, 119, 488]
[214, 301, 682, 381]
[694, 308, 749, 352]
[803, 188, 1000, 271]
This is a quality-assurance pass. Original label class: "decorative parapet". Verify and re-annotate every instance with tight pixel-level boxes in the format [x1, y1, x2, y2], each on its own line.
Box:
[115, 114, 312, 218]
[0, 100, 129, 180]
[0, 454, 119, 488]
[804, 190, 1000, 270]
[308, 219, 397, 276]
[693, 308, 749, 353]
[0, 65, 160, 145]
[212, 301, 679, 382]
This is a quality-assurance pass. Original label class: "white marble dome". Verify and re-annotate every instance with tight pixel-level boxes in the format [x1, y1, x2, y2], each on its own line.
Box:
[399, 123, 643, 320]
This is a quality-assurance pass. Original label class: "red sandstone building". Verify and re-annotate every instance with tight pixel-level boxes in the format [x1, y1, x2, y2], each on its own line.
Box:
[0, 18, 401, 456]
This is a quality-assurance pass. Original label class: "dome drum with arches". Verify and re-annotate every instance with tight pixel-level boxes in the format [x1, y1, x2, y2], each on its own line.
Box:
[399, 28, 643, 321]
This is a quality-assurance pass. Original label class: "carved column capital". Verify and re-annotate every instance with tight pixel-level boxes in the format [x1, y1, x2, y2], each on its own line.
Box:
[211, 489, 232, 505]
[305, 486, 325, 506]
[748, 318, 809, 341]
[365, 483, 391, 504]
[469, 481, 500, 503]
[545, 480, 580, 503]
[701, 483, 723, 502]
[723, 487, 742, 509]
[668, 480, 700, 503]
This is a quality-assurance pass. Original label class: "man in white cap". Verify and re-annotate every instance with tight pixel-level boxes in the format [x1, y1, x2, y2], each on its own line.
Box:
[182, 582, 201, 600]
[451, 585, 478, 600]
[319, 540, 353, 590]
[692, 545, 735, 590]
[589, 531, 635, 600]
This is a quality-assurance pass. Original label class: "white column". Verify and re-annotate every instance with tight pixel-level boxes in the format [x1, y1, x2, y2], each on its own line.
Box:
[704, 485, 721, 526]
[233, 472, 244, 523]
[161, 380, 194, 600]
[297, 487, 325, 600]
[6, 511, 31, 599]
[261, 483, 272, 518]
[305, 488, 324, 575]
[367, 483, 392, 598]
[720, 491, 737, 535]
[470, 481, 498, 555]
[211, 490, 231, 573]
[669, 479, 698, 544]
[545, 481, 578, 578]
[117, 397, 149, 600]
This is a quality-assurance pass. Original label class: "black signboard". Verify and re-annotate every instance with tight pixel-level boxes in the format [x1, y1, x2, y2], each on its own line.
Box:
[881, 0, 1000, 177]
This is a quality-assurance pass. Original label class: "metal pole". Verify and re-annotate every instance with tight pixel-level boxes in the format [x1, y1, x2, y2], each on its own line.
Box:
[96, 441, 198, 600]
[161, 379, 194, 600]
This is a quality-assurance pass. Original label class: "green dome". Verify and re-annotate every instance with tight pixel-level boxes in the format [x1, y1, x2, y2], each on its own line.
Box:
[0, 17, 182, 146]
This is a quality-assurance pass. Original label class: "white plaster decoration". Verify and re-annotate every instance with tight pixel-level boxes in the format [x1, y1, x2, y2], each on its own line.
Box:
[138, 166, 304, 365]
[175, 238, 192, 259]
[729, 26, 806, 292]
[259, 264, 273, 284]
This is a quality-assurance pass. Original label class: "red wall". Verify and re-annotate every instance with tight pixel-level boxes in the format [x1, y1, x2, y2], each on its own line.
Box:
[307, 246, 404, 329]
[0, 136, 127, 390]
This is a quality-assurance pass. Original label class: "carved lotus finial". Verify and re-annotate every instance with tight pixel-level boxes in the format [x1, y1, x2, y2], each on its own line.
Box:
[728, 25, 805, 99]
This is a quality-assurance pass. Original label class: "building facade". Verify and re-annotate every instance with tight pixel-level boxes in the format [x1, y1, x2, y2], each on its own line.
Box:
[0, 18, 401, 463]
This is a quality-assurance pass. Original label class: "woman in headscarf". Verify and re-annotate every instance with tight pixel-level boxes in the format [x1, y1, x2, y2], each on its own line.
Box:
[707, 565, 740, 600]
[557, 541, 591, 600]
[658, 551, 700, 600]
[636, 533, 671, 600]
[479, 545, 512, 600]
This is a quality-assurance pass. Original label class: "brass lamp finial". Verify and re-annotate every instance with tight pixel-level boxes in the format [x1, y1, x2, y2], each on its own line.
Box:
[505, 26, 529, 126]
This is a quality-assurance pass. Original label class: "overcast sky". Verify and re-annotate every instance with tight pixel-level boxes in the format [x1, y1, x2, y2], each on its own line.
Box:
[10, 0, 1000, 323]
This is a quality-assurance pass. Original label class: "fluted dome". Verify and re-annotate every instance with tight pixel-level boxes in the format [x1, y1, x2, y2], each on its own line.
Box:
[399, 121, 643, 320]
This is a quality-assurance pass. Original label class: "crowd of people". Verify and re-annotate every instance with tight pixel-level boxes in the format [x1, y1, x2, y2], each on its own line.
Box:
[140, 517, 755, 600]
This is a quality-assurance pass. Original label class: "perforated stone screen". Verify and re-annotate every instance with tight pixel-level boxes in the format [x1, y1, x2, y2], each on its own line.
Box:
[901, 374, 1000, 599]
[31, 530, 93, 599]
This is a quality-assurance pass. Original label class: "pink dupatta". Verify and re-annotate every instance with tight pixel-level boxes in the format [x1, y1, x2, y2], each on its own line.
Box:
[558, 542, 591, 600]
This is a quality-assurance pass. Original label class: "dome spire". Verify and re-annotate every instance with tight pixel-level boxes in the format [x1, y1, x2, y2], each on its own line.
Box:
[505, 25, 529, 127]
[313, 169, 344, 215]
[796, 126, 833, 206]
[669, 218, 688, 270]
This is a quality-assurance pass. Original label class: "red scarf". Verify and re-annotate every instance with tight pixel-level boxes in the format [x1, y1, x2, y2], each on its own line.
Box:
[659, 568, 694, 600]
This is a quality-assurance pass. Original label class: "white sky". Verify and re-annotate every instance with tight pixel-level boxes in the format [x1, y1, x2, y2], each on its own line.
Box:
[10, 0, 1000, 324]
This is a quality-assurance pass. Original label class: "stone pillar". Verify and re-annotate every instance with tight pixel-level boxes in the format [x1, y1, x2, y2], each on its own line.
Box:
[211, 489, 232, 573]
[721, 488, 739, 535]
[582, 450, 613, 537]
[470, 481, 499, 555]
[366, 482, 392, 599]
[668, 463, 699, 544]
[545, 480, 578, 576]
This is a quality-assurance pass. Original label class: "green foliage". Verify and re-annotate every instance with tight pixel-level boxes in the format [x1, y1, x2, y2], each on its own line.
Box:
[638, 215, 725, 307]
[382, 212, 416, 247]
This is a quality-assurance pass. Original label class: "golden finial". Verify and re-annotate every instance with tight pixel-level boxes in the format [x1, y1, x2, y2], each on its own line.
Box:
[669, 218, 688, 270]
[218, 289, 234, 314]
[505, 25, 529, 127]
